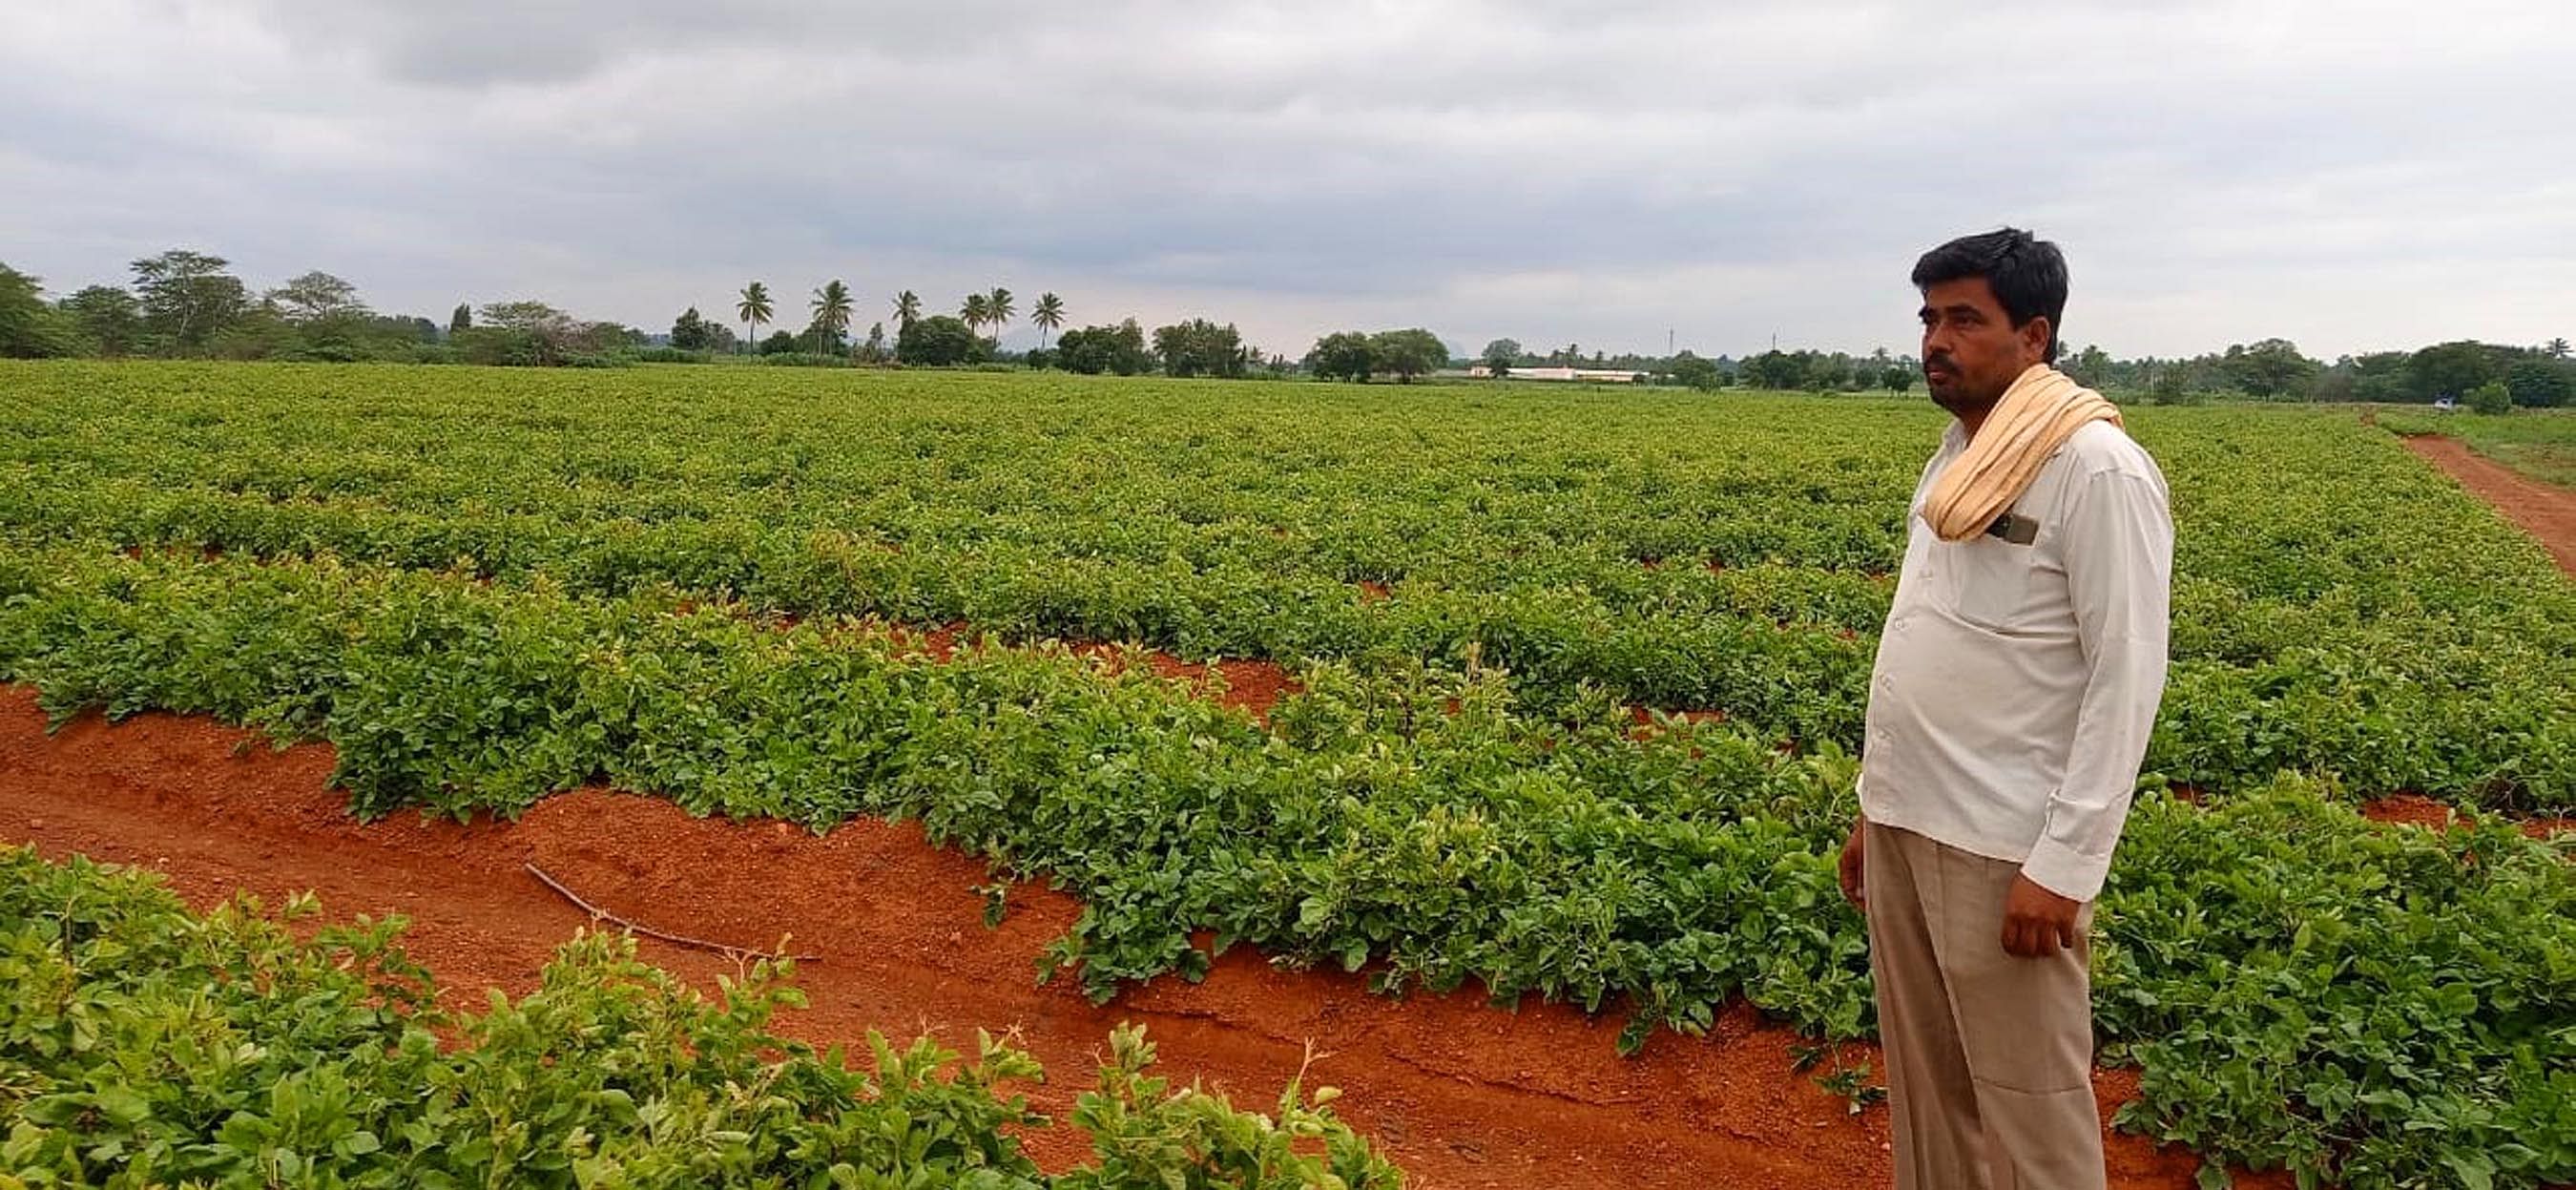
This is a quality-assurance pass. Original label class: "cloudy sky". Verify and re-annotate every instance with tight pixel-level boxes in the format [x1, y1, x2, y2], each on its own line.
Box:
[4, 0, 2569, 360]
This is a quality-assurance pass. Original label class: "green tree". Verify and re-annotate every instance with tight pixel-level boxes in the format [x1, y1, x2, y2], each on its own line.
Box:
[267, 271, 366, 322]
[985, 287, 1015, 344]
[209, 303, 299, 361]
[2062, 344, 2114, 388]
[1666, 350, 1721, 390]
[130, 249, 246, 353]
[2465, 381, 2513, 415]
[1742, 349, 1804, 390]
[2340, 351, 2410, 404]
[807, 280, 854, 353]
[2503, 359, 2573, 408]
[960, 293, 991, 343]
[62, 285, 143, 356]
[858, 321, 889, 364]
[1151, 319, 1247, 379]
[896, 314, 985, 366]
[465, 300, 618, 365]
[758, 329, 800, 355]
[2546, 337, 2569, 360]
[669, 306, 716, 351]
[2148, 363, 2196, 405]
[1367, 328, 1446, 383]
[1881, 365, 1914, 393]
[0, 263, 76, 358]
[1056, 320, 1153, 375]
[449, 303, 472, 336]
[2407, 341, 2496, 403]
[1481, 338, 1520, 377]
[1805, 356, 1849, 391]
[736, 282, 773, 355]
[1030, 293, 1066, 347]
[2314, 362, 2357, 403]
[2217, 338, 2320, 399]
[893, 289, 922, 332]
[1308, 332, 1378, 383]
[478, 300, 568, 331]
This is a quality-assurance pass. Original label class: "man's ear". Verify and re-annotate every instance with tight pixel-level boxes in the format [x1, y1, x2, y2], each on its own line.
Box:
[2020, 315, 2054, 365]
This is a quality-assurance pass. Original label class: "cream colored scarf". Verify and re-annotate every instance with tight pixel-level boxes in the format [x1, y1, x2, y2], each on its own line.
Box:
[1923, 364, 2123, 542]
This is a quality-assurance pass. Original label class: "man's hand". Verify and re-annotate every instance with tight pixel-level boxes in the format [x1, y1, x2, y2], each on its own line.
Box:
[1838, 821, 1866, 912]
[2001, 874, 2081, 957]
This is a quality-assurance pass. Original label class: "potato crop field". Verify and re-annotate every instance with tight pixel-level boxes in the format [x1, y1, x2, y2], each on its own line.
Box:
[3, 361, 2572, 1189]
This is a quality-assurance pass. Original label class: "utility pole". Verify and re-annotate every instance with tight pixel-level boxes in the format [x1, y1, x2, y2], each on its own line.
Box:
[1667, 327, 1674, 356]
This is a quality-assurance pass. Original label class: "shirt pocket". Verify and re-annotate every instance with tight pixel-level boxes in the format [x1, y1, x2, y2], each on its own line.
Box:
[1944, 534, 2036, 631]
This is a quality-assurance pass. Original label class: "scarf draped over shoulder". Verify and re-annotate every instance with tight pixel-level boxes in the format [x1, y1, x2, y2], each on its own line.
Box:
[1922, 363, 2123, 542]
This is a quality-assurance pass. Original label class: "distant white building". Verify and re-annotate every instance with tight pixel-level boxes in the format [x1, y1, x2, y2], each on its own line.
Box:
[1469, 365, 1649, 383]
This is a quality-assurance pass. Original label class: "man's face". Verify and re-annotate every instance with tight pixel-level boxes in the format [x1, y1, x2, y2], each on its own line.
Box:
[1919, 276, 2048, 417]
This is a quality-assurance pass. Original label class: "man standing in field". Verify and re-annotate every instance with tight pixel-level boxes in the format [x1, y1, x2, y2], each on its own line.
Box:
[1837, 228, 2173, 1189]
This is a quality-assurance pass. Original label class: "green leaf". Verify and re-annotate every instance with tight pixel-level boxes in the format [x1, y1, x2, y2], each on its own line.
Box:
[93, 1086, 149, 1126]
[2441, 1153, 2495, 1190]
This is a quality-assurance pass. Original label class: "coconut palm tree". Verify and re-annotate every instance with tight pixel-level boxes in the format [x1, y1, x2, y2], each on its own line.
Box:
[1030, 293, 1066, 348]
[737, 282, 773, 354]
[808, 280, 854, 353]
[961, 292, 990, 342]
[985, 287, 1015, 345]
[893, 290, 922, 332]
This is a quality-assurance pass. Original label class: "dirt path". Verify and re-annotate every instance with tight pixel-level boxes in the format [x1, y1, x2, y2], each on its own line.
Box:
[0, 686, 2245, 1189]
[2401, 434, 2576, 576]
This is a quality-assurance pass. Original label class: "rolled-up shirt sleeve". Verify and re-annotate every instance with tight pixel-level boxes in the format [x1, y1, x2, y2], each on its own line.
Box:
[2020, 468, 2173, 902]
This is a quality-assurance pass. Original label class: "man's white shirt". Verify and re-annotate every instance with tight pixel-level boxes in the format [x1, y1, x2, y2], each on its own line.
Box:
[1859, 418, 2174, 903]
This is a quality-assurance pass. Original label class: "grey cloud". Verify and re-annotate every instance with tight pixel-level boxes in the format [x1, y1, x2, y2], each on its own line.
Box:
[3, 0, 2570, 359]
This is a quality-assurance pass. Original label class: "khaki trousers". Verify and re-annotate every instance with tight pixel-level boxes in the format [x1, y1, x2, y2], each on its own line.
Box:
[1863, 821, 2102, 1190]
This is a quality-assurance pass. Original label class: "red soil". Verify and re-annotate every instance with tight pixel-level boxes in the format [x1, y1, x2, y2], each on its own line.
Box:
[0, 685, 2260, 1189]
[2363, 794, 2464, 831]
[2361, 793, 2574, 841]
[2401, 434, 2576, 576]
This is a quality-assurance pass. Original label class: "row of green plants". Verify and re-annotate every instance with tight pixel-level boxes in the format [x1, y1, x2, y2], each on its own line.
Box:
[2, 544, 2567, 1188]
[4, 365, 2571, 806]
[0, 847, 1404, 1189]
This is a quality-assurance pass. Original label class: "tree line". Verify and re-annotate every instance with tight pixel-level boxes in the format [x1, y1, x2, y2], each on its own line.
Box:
[1484, 337, 2572, 409]
[0, 248, 1915, 387]
[3, 251, 2566, 407]
[0, 251, 675, 367]
[709, 280, 1330, 379]
[2098, 337, 2573, 410]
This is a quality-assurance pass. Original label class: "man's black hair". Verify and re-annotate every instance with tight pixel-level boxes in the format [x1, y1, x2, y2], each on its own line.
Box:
[1911, 228, 2067, 364]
